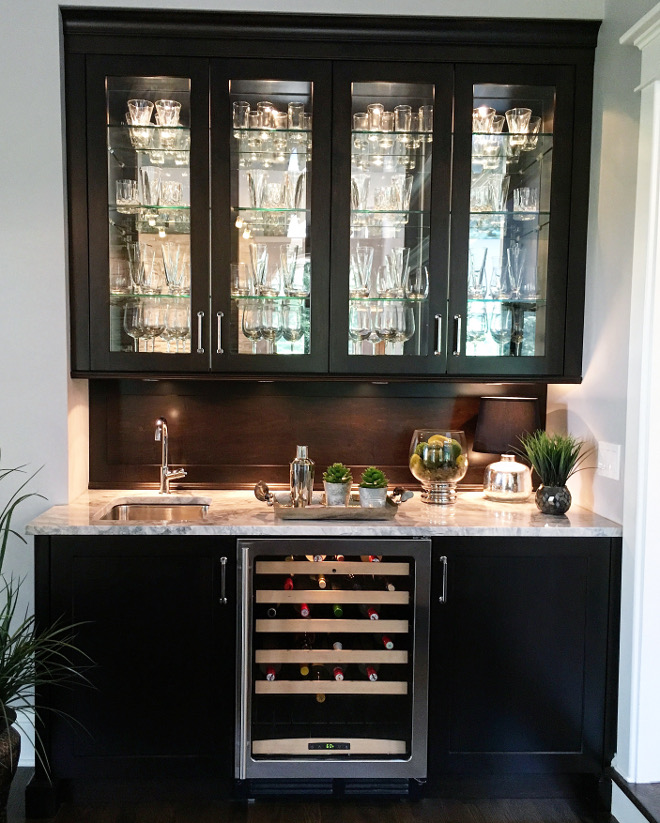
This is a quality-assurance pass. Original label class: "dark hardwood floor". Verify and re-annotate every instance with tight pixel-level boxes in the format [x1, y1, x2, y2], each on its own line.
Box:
[8, 770, 618, 823]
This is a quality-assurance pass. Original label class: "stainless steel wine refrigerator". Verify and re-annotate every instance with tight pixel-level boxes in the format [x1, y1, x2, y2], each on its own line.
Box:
[236, 538, 431, 785]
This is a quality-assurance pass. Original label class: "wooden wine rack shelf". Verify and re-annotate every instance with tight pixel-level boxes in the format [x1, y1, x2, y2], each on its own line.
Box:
[255, 680, 408, 695]
[256, 589, 410, 605]
[255, 618, 409, 633]
[254, 648, 408, 664]
[255, 560, 410, 577]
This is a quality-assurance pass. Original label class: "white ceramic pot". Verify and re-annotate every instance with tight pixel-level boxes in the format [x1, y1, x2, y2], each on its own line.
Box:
[359, 487, 388, 508]
[324, 481, 351, 507]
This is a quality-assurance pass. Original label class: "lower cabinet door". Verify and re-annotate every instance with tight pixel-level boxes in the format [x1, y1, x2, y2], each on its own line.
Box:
[45, 536, 236, 780]
[426, 536, 619, 785]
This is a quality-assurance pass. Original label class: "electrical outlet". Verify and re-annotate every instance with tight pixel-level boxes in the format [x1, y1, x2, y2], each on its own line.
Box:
[597, 441, 621, 480]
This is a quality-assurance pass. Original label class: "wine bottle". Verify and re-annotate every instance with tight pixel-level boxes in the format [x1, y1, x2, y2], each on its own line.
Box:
[331, 603, 343, 618]
[266, 604, 278, 618]
[305, 553, 326, 562]
[296, 602, 311, 618]
[328, 663, 345, 681]
[313, 574, 327, 589]
[360, 604, 380, 620]
[358, 662, 379, 681]
[298, 633, 314, 676]
[360, 554, 382, 563]
[310, 664, 329, 703]
[380, 577, 396, 592]
[381, 634, 394, 650]
[283, 575, 295, 590]
[259, 662, 281, 681]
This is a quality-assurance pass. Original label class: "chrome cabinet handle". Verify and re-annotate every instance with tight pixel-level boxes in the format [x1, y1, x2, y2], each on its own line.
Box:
[216, 311, 224, 354]
[196, 310, 205, 354]
[434, 314, 443, 355]
[452, 315, 462, 356]
[438, 555, 448, 604]
[219, 556, 228, 605]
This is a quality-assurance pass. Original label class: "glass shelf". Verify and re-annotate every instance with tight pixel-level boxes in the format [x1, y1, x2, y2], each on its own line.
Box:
[231, 294, 309, 302]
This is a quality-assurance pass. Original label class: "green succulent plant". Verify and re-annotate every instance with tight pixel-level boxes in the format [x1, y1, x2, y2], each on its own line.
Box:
[359, 466, 389, 489]
[323, 463, 353, 484]
[517, 430, 593, 487]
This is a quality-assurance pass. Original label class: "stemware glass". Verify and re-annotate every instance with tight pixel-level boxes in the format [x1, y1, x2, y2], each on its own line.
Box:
[468, 249, 488, 298]
[140, 299, 166, 352]
[392, 302, 415, 344]
[241, 301, 263, 354]
[348, 301, 372, 353]
[281, 301, 305, 352]
[386, 247, 410, 297]
[123, 301, 145, 352]
[489, 304, 513, 352]
[373, 303, 399, 350]
[164, 299, 191, 353]
[409, 429, 468, 505]
[466, 305, 488, 349]
[249, 243, 269, 294]
[404, 266, 429, 300]
[127, 242, 157, 294]
[349, 244, 373, 298]
[260, 299, 283, 352]
[161, 242, 184, 294]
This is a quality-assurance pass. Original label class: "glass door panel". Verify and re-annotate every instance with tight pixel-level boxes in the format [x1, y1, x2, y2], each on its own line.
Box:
[348, 81, 433, 358]
[228, 80, 312, 357]
[466, 84, 554, 360]
[106, 76, 192, 356]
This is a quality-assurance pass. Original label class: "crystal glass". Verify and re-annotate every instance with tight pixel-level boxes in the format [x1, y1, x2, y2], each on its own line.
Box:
[409, 429, 468, 505]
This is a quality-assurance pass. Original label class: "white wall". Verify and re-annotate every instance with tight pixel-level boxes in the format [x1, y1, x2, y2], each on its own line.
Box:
[3, 0, 640, 771]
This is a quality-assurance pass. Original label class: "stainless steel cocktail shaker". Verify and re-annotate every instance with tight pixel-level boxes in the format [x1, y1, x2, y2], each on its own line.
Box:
[290, 445, 314, 507]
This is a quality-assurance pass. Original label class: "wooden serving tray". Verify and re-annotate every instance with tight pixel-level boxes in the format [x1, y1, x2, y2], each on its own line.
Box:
[272, 497, 398, 520]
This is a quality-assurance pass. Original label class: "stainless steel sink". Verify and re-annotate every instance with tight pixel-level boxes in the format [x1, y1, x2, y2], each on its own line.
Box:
[98, 503, 209, 522]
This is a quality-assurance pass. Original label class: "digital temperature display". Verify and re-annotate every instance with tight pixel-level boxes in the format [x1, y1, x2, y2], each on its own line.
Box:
[308, 742, 350, 750]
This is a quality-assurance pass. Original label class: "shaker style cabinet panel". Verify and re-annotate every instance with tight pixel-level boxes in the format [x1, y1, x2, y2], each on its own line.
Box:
[426, 537, 621, 786]
[34, 536, 236, 782]
[64, 12, 597, 380]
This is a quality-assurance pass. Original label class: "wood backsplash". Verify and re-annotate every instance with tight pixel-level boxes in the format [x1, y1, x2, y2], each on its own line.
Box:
[89, 380, 546, 489]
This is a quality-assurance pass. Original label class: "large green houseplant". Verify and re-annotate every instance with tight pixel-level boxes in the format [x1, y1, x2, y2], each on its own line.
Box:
[0, 455, 87, 821]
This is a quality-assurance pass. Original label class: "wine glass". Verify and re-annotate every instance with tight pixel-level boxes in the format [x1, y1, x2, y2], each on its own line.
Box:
[241, 300, 263, 353]
[164, 299, 191, 353]
[392, 302, 415, 344]
[348, 301, 372, 353]
[123, 301, 144, 352]
[373, 303, 399, 352]
[141, 299, 166, 352]
[489, 305, 513, 353]
[466, 305, 488, 351]
[281, 301, 305, 352]
[260, 299, 282, 352]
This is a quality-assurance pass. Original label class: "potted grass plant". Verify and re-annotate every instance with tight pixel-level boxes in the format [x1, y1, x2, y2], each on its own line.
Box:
[0, 454, 88, 820]
[322, 463, 353, 507]
[518, 431, 593, 515]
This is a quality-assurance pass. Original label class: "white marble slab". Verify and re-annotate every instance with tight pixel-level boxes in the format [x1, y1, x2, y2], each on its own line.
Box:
[25, 489, 622, 538]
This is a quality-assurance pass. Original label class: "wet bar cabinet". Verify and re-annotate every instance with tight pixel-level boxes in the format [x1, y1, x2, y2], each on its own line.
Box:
[236, 539, 431, 792]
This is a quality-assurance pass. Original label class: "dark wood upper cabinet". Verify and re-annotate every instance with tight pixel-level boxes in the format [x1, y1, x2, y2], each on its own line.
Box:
[63, 10, 599, 381]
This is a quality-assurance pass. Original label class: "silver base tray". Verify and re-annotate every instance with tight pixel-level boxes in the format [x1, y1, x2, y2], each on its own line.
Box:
[273, 497, 398, 520]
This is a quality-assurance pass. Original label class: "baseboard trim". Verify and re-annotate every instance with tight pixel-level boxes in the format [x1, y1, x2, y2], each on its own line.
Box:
[611, 771, 660, 823]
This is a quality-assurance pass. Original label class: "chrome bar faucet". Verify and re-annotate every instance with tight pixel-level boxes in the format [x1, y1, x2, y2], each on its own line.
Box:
[154, 417, 187, 494]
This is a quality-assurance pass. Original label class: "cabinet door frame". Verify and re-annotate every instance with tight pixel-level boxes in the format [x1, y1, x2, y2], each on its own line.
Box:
[209, 59, 333, 374]
[329, 61, 453, 376]
[39, 535, 235, 780]
[84, 55, 211, 373]
[427, 536, 620, 780]
[447, 63, 577, 378]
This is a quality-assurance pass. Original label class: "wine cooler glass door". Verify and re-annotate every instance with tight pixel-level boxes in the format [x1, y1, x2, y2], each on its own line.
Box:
[236, 538, 430, 781]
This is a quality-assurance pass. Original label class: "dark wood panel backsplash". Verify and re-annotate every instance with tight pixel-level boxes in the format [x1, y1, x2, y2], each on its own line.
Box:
[89, 380, 546, 489]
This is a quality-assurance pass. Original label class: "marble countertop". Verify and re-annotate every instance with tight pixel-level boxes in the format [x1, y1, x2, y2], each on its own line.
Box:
[26, 489, 622, 537]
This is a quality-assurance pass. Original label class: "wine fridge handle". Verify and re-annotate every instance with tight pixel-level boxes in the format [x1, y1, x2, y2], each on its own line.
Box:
[438, 555, 448, 604]
[219, 556, 228, 605]
[434, 314, 442, 355]
[196, 310, 205, 354]
[452, 315, 462, 356]
[216, 311, 224, 355]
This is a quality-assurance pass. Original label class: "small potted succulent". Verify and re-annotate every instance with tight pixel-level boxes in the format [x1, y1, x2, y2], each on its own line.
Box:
[323, 462, 353, 507]
[358, 466, 389, 508]
[518, 430, 593, 515]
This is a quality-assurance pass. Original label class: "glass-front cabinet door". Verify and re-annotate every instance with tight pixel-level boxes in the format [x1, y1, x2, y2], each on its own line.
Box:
[85, 57, 210, 372]
[210, 61, 332, 373]
[330, 64, 453, 375]
[448, 65, 575, 377]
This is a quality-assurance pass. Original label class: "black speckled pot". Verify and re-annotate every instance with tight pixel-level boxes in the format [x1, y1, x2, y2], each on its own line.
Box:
[535, 484, 572, 515]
